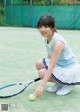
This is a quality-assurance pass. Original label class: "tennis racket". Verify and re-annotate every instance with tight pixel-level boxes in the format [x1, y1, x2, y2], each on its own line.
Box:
[0, 77, 40, 98]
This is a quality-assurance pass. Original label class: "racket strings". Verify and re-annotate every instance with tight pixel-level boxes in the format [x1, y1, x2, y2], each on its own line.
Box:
[0, 78, 40, 98]
[0, 84, 26, 97]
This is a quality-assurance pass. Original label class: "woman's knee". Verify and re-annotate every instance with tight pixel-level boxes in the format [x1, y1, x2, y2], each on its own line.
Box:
[36, 59, 44, 70]
[38, 69, 46, 79]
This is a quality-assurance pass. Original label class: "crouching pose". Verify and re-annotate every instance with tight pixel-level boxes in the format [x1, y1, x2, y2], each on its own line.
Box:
[34, 15, 80, 97]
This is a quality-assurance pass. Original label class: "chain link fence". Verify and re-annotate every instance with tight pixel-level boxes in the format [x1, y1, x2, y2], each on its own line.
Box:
[0, 0, 80, 29]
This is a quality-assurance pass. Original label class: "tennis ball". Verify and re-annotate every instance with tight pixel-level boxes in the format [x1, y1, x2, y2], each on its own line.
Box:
[28, 94, 36, 101]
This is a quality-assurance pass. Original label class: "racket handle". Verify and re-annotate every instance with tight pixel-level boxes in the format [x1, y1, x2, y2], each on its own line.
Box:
[34, 78, 40, 82]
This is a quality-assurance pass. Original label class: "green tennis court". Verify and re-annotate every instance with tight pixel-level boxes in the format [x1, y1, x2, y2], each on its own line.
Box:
[0, 27, 80, 112]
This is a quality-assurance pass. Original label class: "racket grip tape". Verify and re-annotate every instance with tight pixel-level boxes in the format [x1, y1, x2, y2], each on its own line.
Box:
[34, 78, 40, 82]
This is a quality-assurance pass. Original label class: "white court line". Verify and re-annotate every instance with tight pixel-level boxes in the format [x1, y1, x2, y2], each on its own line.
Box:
[0, 70, 37, 79]
[0, 46, 45, 54]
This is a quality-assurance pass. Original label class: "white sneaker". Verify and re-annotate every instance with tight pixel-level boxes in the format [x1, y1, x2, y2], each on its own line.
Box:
[47, 83, 62, 93]
[56, 85, 74, 96]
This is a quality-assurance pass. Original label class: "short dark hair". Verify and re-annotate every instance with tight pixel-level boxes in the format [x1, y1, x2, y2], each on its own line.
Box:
[37, 15, 57, 32]
[38, 15, 55, 28]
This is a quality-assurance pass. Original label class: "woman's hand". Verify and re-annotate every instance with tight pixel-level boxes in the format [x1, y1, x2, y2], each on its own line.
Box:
[34, 84, 45, 98]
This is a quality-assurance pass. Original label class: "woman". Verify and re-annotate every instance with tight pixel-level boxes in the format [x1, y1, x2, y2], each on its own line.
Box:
[34, 15, 80, 97]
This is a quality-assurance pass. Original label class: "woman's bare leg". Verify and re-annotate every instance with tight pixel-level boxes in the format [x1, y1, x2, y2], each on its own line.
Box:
[36, 59, 55, 82]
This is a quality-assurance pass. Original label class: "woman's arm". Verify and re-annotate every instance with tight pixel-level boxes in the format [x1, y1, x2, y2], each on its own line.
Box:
[35, 41, 64, 97]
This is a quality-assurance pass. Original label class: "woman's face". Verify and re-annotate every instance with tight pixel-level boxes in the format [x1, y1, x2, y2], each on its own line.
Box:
[39, 26, 53, 38]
